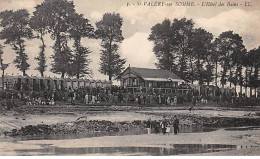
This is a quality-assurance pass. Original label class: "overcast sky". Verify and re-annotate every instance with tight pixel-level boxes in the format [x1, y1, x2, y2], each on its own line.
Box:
[0, 0, 259, 81]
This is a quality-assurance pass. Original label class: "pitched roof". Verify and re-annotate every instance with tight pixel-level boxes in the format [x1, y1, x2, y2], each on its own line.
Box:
[130, 67, 183, 80]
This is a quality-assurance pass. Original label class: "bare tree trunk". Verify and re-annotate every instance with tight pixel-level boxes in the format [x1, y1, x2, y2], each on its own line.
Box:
[108, 39, 112, 81]
[229, 69, 232, 88]
[39, 32, 46, 77]
[215, 61, 218, 87]
[18, 38, 27, 76]
[245, 67, 248, 97]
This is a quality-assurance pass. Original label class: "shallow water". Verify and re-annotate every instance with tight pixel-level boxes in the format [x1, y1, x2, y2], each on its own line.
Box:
[13, 129, 148, 141]
[14, 144, 238, 156]
[0, 128, 226, 156]
[2, 127, 259, 156]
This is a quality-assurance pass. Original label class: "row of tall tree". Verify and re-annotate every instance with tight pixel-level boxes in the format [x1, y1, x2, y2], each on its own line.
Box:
[149, 18, 260, 96]
[0, 0, 125, 80]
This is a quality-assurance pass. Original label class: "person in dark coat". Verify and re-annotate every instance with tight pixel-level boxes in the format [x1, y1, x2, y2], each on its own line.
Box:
[192, 96, 196, 107]
[154, 121, 160, 134]
[173, 115, 179, 135]
[138, 95, 141, 105]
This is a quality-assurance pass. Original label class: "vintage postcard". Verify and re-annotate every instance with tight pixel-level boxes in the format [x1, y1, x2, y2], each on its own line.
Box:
[0, 0, 260, 156]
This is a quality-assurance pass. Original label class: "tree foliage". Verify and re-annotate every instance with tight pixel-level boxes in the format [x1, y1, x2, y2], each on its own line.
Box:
[0, 44, 3, 66]
[0, 9, 33, 76]
[34, 0, 76, 78]
[96, 13, 126, 80]
[148, 19, 176, 71]
[148, 18, 254, 94]
[171, 18, 194, 81]
[190, 28, 214, 85]
[149, 18, 215, 85]
[30, 6, 49, 77]
[247, 47, 260, 89]
[67, 13, 94, 79]
[214, 31, 246, 87]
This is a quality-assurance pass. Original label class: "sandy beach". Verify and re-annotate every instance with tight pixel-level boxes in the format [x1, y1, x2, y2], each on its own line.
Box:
[1, 127, 260, 155]
[0, 105, 260, 155]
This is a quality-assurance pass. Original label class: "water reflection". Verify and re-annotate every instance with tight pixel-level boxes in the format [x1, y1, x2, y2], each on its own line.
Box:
[17, 128, 148, 141]
[15, 144, 237, 156]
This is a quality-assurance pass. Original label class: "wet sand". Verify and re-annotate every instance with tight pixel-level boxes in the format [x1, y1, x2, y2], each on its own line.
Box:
[0, 105, 260, 155]
[1, 105, 259, 135]
[0, 111, 158, 134]
[0, 127, 259, 155]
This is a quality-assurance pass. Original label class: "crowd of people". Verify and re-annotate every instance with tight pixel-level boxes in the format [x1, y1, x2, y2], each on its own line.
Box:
[146, 116, 180, 135]
[1, 86, 183, 107]
[1, 84, 251, 110]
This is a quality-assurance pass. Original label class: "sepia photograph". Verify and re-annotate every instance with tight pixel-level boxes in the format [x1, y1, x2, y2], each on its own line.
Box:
[0, 0, 259, 156]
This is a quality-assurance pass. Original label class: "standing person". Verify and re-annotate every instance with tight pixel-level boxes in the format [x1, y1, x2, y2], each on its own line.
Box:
[72, 91, 76, 104]
[197, 95, 202, 106]
[92, 94, 96, 104]
[11, 92, 15, 106]
[114, 93, 118, 105]
[167, 96, 171, 106]
[140, 94, 143, 105]
[85, 93, 89, 104]
[97, 93, 100, 104]
[160, 116, 167, 134]
[189, 106, 192, 113]
[118, 92, 123, 103]
[169, 117, 174, 133]
[158, 94, 162, 104]
[147, 118, 152, 134]
[68, 87, 73, 103]
[143, 95, 147, 105]
[20, 91, 24, 100]
[138, 94, 141, 105]
[173, 96, 177, 106]
[192, 96, 196, 107]
[154, 121, 160, 134]
[173, 115, 179, 135]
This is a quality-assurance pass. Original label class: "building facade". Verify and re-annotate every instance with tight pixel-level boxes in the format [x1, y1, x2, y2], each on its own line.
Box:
[0, 75, 112, 92]
[117, 66, 189, 94]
